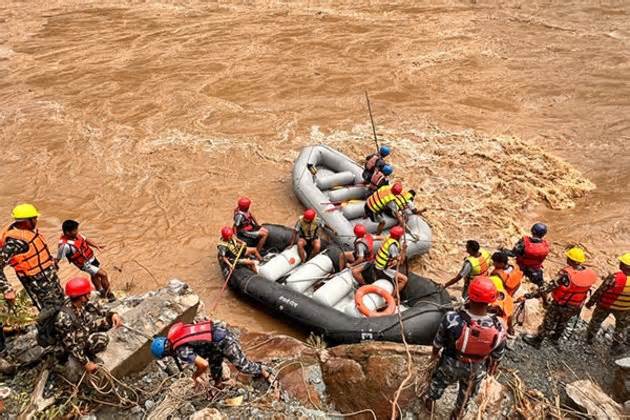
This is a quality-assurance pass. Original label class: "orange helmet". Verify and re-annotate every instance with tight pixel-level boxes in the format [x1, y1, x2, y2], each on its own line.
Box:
[468, 276, 497, 303]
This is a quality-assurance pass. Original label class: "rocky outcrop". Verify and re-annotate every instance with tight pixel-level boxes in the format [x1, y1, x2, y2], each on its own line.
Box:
[100, 279, 200, 377]
[320, 341, 432, 419]
[566, 379, 622, 419]
[614, 357, 630, 402]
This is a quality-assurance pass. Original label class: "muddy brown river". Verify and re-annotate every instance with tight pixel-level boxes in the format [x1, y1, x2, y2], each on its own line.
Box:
[0, 1, 628, 335]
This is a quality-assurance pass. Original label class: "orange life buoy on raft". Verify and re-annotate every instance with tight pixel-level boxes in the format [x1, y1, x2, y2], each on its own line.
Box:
[355, 285, 396, 317]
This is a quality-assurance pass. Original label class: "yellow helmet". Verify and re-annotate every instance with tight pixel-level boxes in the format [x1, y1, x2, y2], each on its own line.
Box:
[565, 246, 586, 264]
[619, 253, 630, 266]
[11, 203, 40, 220]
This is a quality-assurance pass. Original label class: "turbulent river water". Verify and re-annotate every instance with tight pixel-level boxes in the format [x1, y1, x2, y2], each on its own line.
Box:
[1, 1, 628, 335]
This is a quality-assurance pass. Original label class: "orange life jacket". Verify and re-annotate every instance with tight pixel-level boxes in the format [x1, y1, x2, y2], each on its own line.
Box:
[599, 272, 630, 311]
[354, 234, 375, 261]
[233, 208, 255, 232]
[465, 249, 491, 279]
[0, 224, 54, 277]
[490, 266, 523, 297]
[516, 236, 550, 270]
[455, 313, 501, 363]
[167, 321, 213, 350]
[551, 266, 597, 307]
[59, 233, 94, 268]
[366, 185, 395, 214]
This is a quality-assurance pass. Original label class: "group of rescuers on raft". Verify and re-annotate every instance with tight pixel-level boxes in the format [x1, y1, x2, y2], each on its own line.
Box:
[0, 147, 629, 417]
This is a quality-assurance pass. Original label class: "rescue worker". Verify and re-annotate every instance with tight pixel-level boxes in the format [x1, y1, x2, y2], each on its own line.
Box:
[489, 255, 516, 334]
[392, 188, 424, 217]
[506, 223, 550, 287]
[56, 220, 114, 302]
[444, 240, 492, 299]
[150, 320, 272, 388]
[54, 276, 123, 381]
[338, 224, 382, 269]
[489, 252, 523, 297]
[519, 247, 598, 348]
[585, 253, 630, 354]
[364, 182, 404, 235]
[367, 164, 393, 192]
[217, 227, 260, 273]
[351, 226, 408, 292]
[233, 197, 269, 254]
[424, 277, 506, 418]
[0, 204, 64, 311]
[362, 145, 391, 182]
[295, 209, 324, 262]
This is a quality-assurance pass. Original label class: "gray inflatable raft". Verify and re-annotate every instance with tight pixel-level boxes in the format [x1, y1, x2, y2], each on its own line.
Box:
[292, 144, 431, 257]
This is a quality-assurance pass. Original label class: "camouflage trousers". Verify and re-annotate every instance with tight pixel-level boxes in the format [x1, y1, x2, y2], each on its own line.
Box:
[587, 307, 630, 346]
[62, 332, 109, 383]
[208, 329, 263, 382]
[538, 302, 580, 340]
[427, 355, 487, 414]
[20, 268, 64, 311]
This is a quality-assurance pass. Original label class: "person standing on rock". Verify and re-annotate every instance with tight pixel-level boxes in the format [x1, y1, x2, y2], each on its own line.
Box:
[362, 145, 391, 182]
[585, 253, 630, 354]
[150, 320, 272, 388]
[519, 247, 598, 348]
[54, 276, 123, 381]
[444, 240, 491, 299]
[505, 223, 550, 287]
[56, 219, 115, 302]
[424, 276, 506, 419]
[233, 197, 269, 254]
[0, 204, 64, 311]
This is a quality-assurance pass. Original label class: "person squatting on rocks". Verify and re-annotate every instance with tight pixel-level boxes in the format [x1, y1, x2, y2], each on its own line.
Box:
[505, 223, 550, 288]
[351, 225, 408, 292]
[362, 145, 391, 183]
[520, 246, 598, 348]
[364, 182, 404, 235]
[0, 204, 64, 311]
[444, 240, 491, 299]
[54, 277, 123, 381]
[424, 276, 507, 419]
[150, 320, 272, 388]
[295, 208, 325, 262]
[585, 253, 630, 354]
[233, 197, 269, 255]
[56, 219, 115, 302]
[217, 227, 260, 273]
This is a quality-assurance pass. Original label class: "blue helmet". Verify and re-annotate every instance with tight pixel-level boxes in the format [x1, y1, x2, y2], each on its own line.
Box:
[531, 223, 548, 237]
[381, 164, 393, 176]
[151, 336, 168, 359]
[379, 146, 391, 157]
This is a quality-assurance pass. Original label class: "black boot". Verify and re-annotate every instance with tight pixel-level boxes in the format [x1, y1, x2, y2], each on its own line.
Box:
[586, 333, 594, 345]
[523, 334, 543, 348]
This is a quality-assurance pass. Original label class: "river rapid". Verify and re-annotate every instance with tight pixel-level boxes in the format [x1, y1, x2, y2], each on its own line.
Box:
[1, 1, 628, 334]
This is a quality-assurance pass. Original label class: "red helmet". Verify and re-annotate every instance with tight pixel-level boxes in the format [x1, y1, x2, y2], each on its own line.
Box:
[353, 224, 367, 238]
[65, 276, 92, 298]
[238, 197, 251, 211]
[221, 226, 233, 240]
[468, 276, 497, 303]
[391, 182, 403, 195]
[389, 226, 404, 240]
[303, 208, 316, 222]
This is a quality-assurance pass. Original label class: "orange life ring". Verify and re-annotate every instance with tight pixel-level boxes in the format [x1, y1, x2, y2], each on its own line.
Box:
[355, 285, 396, 317]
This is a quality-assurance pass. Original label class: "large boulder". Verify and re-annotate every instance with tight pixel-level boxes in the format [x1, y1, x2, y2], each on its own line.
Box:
[99, 279, 200, 377]
[320, 341, 432, 419]
[614, 357, 630, 402]
[566, 379, 622, 419]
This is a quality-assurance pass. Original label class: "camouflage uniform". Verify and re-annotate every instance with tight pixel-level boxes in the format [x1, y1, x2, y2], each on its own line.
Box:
[174, 322, 263, 382]
[586, 275, 630, 346]
[0, 238, 64, 310]
[427, 310, 507, 414]
[54, 298, 113, 380]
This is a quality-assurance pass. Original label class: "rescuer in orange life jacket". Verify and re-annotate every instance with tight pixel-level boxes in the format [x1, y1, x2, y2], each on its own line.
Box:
[338, 224, 384, 269]
[233, 197, 269, 255]
[444, 240, 492, 299]
[504, 223, 550, 287]
[585, 253, 630, 354]
[518, 246, 598, 348]
[424, 277, 507, 419]
[56, 220, 115, 302]
[150, 320, 272, 389]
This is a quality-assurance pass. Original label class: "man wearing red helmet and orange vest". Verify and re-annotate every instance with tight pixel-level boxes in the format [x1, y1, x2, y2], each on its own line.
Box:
[444, 240, 492, 299]
[233, 197, 269, 254]
[295, 209, 325, 262]
[351, 226, 408, 292]
[364, 182, 404, 235]
[0, 204, 64, 311]
[54, 277, 123, 381]
[338, 224, 383, 269]
[217, 227, 260, 273]
[520, 246, 598, 348]
[585, 253, 630, 354]
[424, 277, 507, 418]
